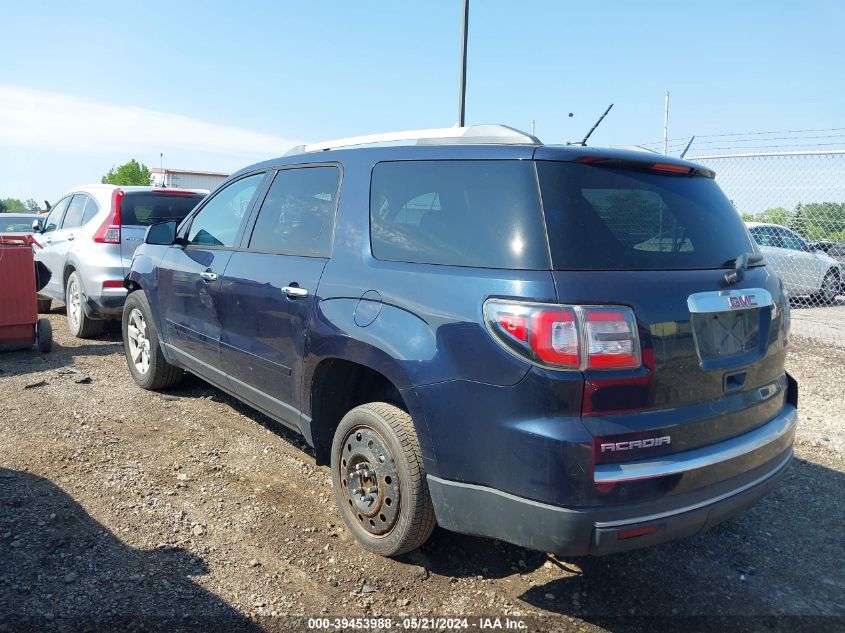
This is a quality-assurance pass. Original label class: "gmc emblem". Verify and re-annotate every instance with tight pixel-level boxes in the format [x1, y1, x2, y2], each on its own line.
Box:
[600, 436, 671, 452]
[728, 295, 758, 309]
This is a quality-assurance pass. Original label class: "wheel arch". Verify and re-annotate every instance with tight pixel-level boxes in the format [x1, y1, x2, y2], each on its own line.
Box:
[304, 353, 434, 469]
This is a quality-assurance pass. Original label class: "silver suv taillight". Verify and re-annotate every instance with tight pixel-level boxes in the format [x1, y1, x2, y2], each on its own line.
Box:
[483, 299, 641, 371]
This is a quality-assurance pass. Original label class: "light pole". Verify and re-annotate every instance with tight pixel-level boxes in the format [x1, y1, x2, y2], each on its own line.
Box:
[457, 0, 469, 127]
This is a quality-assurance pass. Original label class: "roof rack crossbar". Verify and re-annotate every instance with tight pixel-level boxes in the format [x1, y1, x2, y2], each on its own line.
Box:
[284, 124, 541, 156]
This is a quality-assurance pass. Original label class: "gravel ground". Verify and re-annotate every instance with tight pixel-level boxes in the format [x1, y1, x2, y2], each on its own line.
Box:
[1, 311, 843, 632]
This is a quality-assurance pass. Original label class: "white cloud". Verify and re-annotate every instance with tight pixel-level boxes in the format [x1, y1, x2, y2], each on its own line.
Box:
[0, 85, 300, 159]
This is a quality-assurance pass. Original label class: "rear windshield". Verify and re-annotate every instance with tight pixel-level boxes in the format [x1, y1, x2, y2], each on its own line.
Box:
[370, 160, 549, 269]
[121, 192, 205, 227]
[537, 161, 757, 270]
[0, 216, 34, 232]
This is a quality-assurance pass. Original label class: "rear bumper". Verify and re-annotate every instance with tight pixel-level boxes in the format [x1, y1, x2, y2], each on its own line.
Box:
[82, 289, 127, 319]
[428, 404, 796, 555]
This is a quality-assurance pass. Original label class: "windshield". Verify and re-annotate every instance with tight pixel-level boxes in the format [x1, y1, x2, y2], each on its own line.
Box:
[121, 192, 204, 227]
[0, 216, 35, 232]
[537, 162, 758, 270]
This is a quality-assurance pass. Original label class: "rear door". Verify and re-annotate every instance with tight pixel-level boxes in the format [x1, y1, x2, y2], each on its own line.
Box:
[219, 165, 341, 428]
[120, 190, 205, 274]
[157, 174, 266, 380]
[536, 158, 790, 468]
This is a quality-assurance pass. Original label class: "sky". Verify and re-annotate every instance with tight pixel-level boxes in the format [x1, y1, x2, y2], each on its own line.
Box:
[2, 0, 844, 204]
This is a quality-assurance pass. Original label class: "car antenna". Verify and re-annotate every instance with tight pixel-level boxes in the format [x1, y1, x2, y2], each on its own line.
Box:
[43, 200, 51, 211]
[569, 103, 613, 146]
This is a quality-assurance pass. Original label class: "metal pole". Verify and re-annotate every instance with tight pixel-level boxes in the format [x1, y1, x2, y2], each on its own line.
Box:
[663, 91, 670, 155]
[457, 0, 469, 127]
[531, 119, 536, 136]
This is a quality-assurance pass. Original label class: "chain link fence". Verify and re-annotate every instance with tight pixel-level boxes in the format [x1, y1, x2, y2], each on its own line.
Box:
[690, 150, 845, 347]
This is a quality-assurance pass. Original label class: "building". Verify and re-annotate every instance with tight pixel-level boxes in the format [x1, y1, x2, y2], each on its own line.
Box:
[149, 168, 228, 191]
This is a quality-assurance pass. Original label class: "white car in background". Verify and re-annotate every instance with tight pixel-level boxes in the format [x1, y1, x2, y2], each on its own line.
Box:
[746, 222, 842, 304]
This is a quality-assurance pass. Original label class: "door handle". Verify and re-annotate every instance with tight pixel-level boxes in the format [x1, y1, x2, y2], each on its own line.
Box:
[200, 271, 218, 282]
[67, 234, 75, 241]
[283, 285, 309, 298]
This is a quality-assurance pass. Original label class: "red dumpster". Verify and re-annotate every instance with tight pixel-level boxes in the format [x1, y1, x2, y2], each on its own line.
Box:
[0, 235, 52, 353]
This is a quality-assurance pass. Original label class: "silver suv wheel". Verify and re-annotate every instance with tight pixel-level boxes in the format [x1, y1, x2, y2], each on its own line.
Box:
[126, 308, 151, 375]
[67, 277, 82, 330]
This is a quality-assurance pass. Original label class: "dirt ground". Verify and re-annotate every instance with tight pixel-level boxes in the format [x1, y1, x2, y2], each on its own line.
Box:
[1, 310, 844, 632]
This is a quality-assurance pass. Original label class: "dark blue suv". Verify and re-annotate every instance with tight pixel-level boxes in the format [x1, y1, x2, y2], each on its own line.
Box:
[123, 125, 797, 557]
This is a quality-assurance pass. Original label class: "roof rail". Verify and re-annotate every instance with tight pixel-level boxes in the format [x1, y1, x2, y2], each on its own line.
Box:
[284, 124, 541, 156]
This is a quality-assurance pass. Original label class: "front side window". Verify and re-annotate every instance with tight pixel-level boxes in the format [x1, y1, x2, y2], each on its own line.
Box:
[43, 197, 70, 233]
[187, 173, 264, 247]
[248, 166, 341, 257]
[61, 194, 88, 229]
[370, 160, 549, 269]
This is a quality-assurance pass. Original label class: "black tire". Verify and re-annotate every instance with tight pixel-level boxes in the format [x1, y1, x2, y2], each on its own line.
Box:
[36, 318, 52, 353]
[330, 402, 436, 557]
[37, 298, 52, 314]
[65, 271, 106, 338]
[814, 269, 841, 305]
[122, 291, 183, 390]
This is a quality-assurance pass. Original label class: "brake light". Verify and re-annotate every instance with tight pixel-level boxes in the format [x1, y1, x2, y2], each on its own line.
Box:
[102, 280, 124, 289]
[93, 189, 124, 244]
[650, 162, 691, 174]
[484, 300, 641, 371]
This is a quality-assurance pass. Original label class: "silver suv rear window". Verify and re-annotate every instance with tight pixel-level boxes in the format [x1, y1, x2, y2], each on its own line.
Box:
[122, 192, 204, 227]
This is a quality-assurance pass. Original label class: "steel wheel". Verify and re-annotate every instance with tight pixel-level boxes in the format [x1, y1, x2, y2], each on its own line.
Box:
[338, 425, 401, 536]
[126, 308, 151, 375]
[67, 278, 82, 330]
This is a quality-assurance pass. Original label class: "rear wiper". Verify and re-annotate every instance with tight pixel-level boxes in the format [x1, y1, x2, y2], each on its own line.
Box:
[722, 252, 763, 285]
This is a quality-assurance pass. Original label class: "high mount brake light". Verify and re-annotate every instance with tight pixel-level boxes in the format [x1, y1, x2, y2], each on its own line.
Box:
[483, 300, 641, 371]
[93, 189, 124, 244]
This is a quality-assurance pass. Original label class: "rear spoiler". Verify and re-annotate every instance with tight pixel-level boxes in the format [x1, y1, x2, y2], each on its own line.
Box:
[574, 155, 715, 179]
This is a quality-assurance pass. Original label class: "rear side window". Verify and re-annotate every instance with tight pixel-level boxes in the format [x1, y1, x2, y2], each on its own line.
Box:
[370, 160, 549, 269]
[61, 194, 87, 229]
[537, 162, 757, 270]
[749, 226, 780, 248]
[82, 196, 100, 225]
[121, 192, 205, 227]
[248, 166, 340, 257]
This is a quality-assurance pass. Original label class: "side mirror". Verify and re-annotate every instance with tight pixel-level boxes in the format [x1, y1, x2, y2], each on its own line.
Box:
[31, 219, 43, 233]
[145, 220, 178, 245]
[806, 241, 820, 253]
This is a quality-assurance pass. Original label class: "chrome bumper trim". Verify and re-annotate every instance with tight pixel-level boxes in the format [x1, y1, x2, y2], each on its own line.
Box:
[594, 449, 792, 529]
[594, 405, 797, 484]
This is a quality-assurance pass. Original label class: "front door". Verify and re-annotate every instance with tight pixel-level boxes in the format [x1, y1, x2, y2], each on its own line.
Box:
[219, 165, 341, 427]
[34, 196, 71, 297]
[158, 172, 266, 381]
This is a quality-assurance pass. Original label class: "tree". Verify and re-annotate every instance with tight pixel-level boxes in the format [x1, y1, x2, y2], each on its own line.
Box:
[101, 159, 152, 186]
[0, 197, 27, 212]
[24, 198, 39, 211]
[789, 204, 808, 238]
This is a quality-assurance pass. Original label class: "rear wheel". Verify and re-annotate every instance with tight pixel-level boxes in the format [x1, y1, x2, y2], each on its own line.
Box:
[330, 402, 436, 557]
[815, 269, 840, 305]
[65, 272, 105, 338]
[122, 291, 183, 390]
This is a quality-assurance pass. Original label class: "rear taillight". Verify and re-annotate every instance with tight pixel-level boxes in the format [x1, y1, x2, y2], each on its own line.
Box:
[781, 292, 791, 345]
[484, 300, 641, 371]
[93, 189, 124, 244]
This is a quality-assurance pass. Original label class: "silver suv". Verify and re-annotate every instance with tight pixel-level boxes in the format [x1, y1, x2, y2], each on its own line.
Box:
[34, 185, 206, 337]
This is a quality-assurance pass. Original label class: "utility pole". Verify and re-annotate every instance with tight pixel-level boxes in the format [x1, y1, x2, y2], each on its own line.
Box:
[531, 119, 536, 136]
[457, 0, 469, 127]
[663, 91, 670, 155]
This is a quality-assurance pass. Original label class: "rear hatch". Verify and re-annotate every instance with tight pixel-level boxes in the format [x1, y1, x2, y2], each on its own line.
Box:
[535, 153, 791, 483]
[119, 190, 205, 271]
